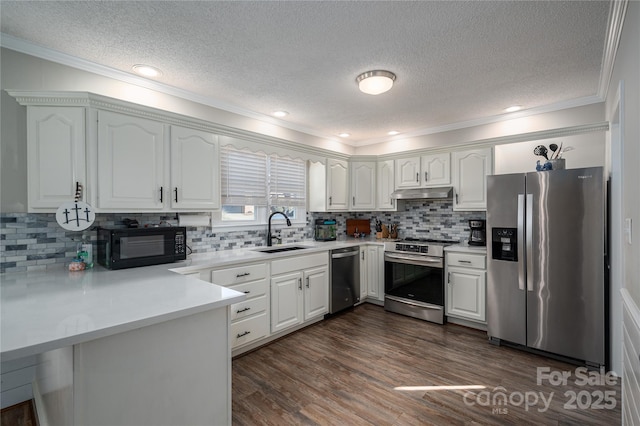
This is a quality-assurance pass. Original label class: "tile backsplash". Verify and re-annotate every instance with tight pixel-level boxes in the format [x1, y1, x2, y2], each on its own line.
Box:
[0, 200, 484, 273]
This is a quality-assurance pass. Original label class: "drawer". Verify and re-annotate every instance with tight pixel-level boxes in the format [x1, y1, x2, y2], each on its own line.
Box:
[447, 252, 486, 269]
[271, 252, 328, 275]
[230, 295, 267, 321]
[211, 262, 267, 286]
[231, 312, 269, 348]
[228, 278, 268, 299]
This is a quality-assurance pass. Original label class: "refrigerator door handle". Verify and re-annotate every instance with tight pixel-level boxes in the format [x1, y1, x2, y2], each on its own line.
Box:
[517, 194, 525, 291]
[526, 193, 534, 292]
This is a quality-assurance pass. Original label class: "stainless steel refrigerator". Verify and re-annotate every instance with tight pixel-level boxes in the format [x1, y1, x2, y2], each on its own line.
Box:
[486, 167, 605, 367]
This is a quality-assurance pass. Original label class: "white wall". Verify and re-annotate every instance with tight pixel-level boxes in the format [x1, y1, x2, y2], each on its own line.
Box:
[494, 131, 606, 175]
[355, 102, 605, 156]
[606, 1, 640, 312]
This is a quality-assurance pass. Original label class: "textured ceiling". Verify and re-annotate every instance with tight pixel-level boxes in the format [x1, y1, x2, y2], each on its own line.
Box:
[0, 1, 611, 144]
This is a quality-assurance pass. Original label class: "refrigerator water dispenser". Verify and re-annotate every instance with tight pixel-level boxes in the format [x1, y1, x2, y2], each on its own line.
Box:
[491, 228, 518, 261]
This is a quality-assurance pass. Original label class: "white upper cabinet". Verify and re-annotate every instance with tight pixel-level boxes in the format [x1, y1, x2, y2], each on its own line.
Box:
[97, 110, 166, 210]
[376, 159, 396, 210]
[395, 153, 450, 189]
[170, 125, 220, 210]
[421, 153, 450, 187]
[452, 147, 493, 211]
[27, 106, 86, 211]
[395, 157, 421, 189]
[327, 159, 349, 211]
[350, 161, 376, 210]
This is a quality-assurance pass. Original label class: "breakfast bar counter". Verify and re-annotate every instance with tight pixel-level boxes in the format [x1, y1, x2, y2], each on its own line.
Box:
[0, 265, 245, 426]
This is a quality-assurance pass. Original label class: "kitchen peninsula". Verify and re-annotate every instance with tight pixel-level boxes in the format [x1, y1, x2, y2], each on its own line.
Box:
[0, 264, 245, 426]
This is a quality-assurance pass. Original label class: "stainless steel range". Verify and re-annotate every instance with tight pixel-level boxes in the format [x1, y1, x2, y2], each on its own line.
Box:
[384, 238, 455, 324]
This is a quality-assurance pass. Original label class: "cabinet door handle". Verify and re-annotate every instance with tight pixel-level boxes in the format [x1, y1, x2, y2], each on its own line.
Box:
[306, 276, 310, 288]
[174, 187, 178, 203]
[159, 186, 163, 203]
[455, 192, 459, 204]
[236, 307, 251, 313]
[425, 172, 428, 182]
[353, 196, 355, 205]
[329, 196, 332, 206]
[362, 251, 365, 260]
[243, 290, 251, 294]
[236, 272, 250, 278]
[237, 331, 251, 338]
[298, 277, 302, 290]
[448, 272, 451, 284]
[416, 172, 419, 183]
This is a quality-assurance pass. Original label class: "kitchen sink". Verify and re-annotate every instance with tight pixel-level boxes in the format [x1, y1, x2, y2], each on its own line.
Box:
[254, 246, 310, 254]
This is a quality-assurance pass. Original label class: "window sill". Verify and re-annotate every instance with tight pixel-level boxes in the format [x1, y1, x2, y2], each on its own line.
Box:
[210, 220, 307, 233]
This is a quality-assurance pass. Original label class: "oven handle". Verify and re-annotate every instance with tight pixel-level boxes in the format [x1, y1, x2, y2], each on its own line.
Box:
[384, 253, 443, 268]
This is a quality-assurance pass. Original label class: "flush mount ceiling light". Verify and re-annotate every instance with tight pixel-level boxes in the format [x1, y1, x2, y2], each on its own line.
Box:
[388, 130, 400, 136]
[338, 133, 350, 138]
[132, 64, 162, 78]
[356, 70, 396, 95]
[272, 110, 289, 118]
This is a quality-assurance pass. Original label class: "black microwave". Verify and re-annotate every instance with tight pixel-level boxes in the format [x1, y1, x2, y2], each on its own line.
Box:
[97, 226, 187, 270]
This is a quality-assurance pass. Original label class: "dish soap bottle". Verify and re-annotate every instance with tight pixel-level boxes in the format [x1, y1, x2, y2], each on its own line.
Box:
[77, 233, 93, 268]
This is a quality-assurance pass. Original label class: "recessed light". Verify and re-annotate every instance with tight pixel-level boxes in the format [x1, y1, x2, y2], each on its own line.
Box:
[132, 64, 162, 78]
[338, 133, 350, 138]
[504, 105, 522, 113]
[272, 111, 289, 118]
[388, 130, 400, 136]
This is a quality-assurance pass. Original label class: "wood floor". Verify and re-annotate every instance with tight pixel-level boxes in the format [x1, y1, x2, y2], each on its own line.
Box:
[232, 304, 621, 425]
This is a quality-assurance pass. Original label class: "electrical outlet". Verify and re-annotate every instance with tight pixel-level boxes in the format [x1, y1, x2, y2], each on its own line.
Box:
[624, 218, 632, 245]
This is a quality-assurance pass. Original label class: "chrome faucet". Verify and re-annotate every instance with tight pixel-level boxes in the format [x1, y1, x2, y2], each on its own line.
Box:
[267, 211, 292, 246]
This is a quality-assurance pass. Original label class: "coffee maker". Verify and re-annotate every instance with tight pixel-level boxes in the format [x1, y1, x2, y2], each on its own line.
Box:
[468, 219, 486, 246]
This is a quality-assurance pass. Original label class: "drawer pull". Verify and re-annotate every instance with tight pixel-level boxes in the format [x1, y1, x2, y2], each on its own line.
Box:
[236, 272, 251, 278]
[243, 290, 251, 294]
[236, 331, 251, 338]
[236, 307, 251, 313]
[458, 260, 472, 264]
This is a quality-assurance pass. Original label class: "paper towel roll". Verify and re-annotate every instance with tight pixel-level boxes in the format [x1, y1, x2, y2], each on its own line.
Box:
[178, 214, 211, 227]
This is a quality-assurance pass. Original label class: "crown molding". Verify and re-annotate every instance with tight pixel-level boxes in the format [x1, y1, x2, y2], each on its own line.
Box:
[0, 33, 345, 144]
[598, 0, 628, 100]
[6, 90, 349, 162]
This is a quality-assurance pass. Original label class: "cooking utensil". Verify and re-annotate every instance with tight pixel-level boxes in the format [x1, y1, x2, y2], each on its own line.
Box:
[533, 145, 549, 160]
[553, 142, 563, 159]
[549, 143, 558, 158]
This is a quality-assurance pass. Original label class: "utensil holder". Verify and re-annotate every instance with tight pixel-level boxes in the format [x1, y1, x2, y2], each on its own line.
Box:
[548, 159, 565, 170]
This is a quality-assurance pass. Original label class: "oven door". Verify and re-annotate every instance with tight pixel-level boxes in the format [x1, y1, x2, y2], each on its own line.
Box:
[384, 252, 445, 323]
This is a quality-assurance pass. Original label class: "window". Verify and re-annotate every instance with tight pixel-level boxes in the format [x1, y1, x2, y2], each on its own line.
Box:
[216, 145, 306, 226]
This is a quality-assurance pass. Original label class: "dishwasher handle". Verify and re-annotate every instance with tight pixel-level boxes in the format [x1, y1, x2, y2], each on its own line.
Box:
[331, 249, 360, 259]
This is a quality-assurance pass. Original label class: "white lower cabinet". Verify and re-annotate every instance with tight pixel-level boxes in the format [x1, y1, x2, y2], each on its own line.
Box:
[360, 245, 384, 302]
[271, 252, 329, 333]
[445, 251, 486, 324]
[210, 262, 269, 349]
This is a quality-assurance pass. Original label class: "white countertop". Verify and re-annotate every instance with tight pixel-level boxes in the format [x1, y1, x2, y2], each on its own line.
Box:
[170, 238, 386, 273]
[0, 237, 406, 362]
[0, 264, 245, 362]
[444, 243, 487, 254]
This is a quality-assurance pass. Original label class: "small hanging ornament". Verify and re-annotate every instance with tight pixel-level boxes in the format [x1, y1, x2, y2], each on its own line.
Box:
[55, 182, 95, 231]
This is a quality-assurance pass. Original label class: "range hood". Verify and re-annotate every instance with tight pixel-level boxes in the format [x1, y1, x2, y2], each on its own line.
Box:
[390, 187, 453, 200]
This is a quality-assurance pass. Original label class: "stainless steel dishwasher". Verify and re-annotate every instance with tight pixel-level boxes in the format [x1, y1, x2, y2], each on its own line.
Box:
[329, 246, 360, 314]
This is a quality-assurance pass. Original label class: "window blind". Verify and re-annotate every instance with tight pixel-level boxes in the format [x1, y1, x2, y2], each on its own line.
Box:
[269, 155, 306, 207]
[220, 145, 267, 205]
